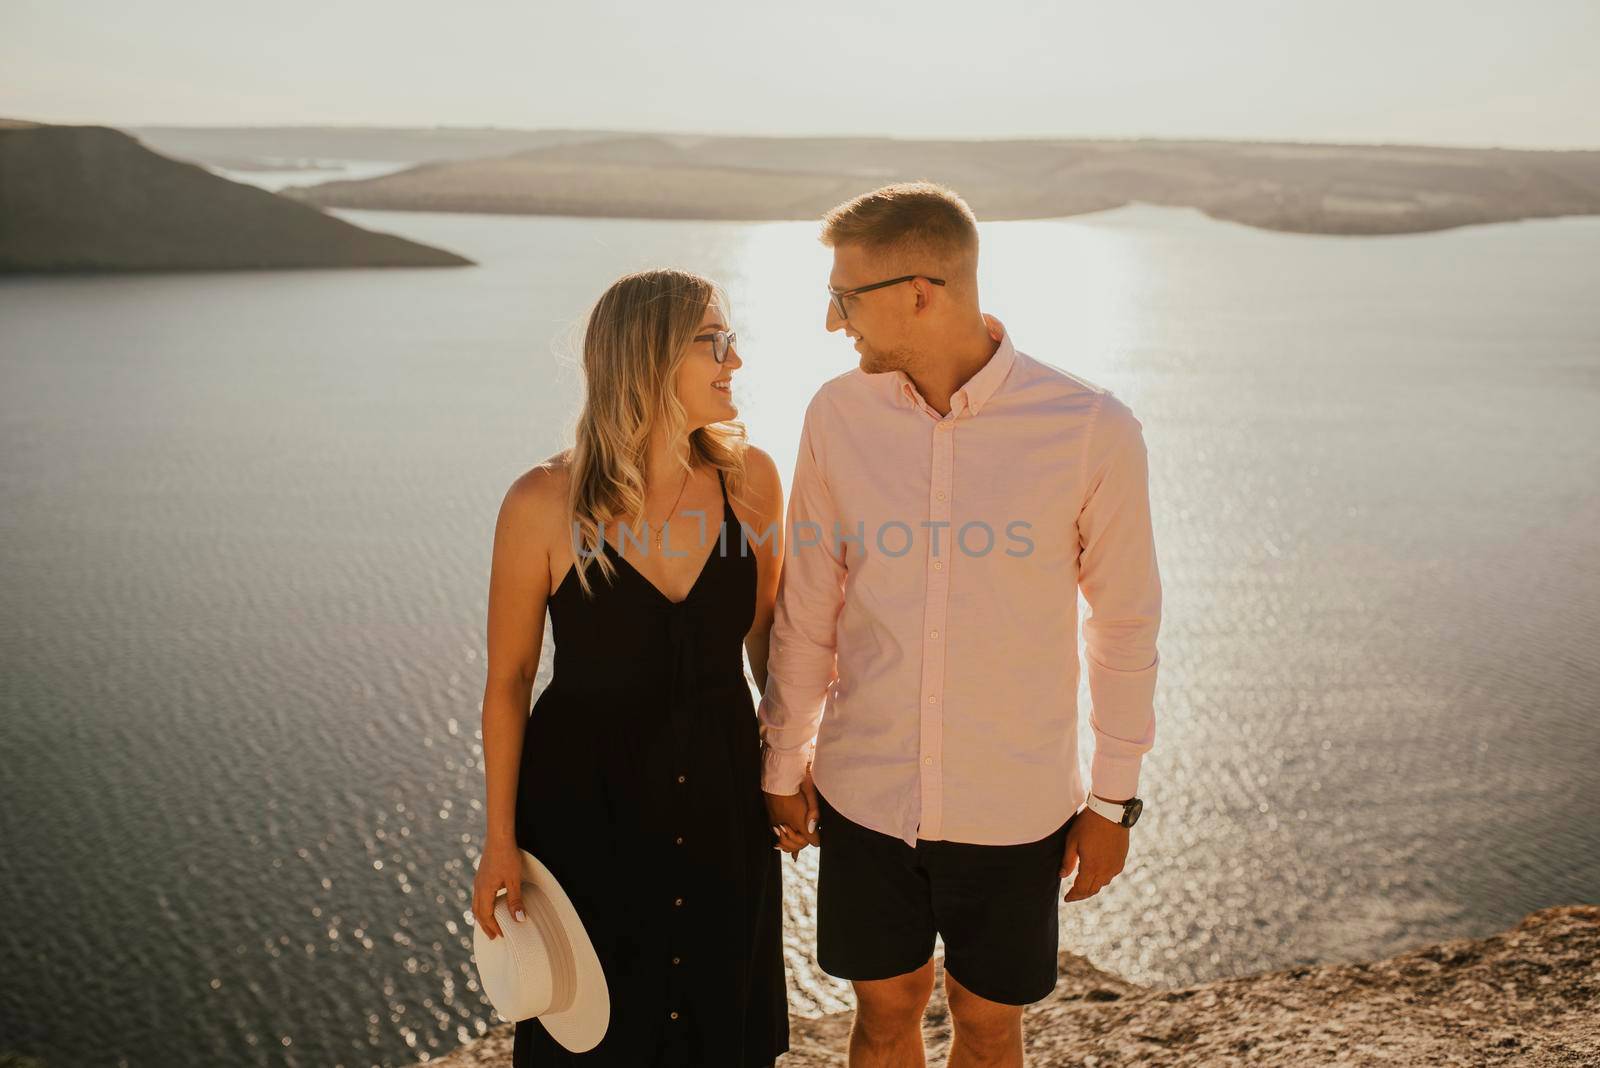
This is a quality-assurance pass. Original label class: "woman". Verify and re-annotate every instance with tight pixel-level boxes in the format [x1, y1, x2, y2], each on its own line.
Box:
[471, 269, 805, 1066]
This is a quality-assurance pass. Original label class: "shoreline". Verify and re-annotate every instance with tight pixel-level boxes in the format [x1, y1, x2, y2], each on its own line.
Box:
[421, 905, 1599, 1066]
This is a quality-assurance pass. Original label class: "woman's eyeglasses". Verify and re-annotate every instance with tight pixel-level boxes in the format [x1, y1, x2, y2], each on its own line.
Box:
[693, 330, 738, 363]
[827, 275, 946, 321]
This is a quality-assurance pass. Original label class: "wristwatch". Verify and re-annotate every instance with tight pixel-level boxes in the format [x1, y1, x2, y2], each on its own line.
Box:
[1082, 792, 1143, 828]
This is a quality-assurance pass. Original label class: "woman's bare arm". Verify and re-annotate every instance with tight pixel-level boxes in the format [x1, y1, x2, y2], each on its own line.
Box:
[480, 462, 564, 849]
[741, 446, 786, 696]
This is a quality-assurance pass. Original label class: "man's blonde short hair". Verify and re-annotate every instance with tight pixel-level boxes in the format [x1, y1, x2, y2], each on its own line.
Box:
[819, 182, 979, 264]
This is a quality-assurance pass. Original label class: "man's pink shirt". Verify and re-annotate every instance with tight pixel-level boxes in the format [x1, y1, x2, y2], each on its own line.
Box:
[757, 315, 1162, 848]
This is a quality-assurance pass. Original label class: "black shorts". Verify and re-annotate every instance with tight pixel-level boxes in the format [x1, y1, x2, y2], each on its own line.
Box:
[814, 790, 1076, 1006]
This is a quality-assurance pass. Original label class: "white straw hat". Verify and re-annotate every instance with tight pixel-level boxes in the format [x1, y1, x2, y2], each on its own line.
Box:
[471, 848, 610, 1052]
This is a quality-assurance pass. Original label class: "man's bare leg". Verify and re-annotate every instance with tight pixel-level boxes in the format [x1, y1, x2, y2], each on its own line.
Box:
[848, 957, 937, 1067]
[944, 969, 1025, 1068]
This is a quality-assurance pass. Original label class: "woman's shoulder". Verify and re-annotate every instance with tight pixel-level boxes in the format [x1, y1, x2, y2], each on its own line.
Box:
[739, 444, 780, 488]
[735, 444, 783, 524]
[498, 451, 573, 540]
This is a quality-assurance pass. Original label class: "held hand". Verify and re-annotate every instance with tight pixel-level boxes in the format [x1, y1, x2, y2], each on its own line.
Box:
[763, 784, 814, 859]
[1060, 809, 1130, 903]
[797, 764, 821, 846]
[471, 838, 528, 940]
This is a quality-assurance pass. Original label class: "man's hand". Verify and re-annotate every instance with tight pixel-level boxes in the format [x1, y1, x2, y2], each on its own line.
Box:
[763, 765, 821, 858]
[1060, 807, 1130, 902]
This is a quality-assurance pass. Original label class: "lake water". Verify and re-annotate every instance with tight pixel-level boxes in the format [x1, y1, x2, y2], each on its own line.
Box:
[202, 160, 417, 190]
[2, 204, 1598, 1068]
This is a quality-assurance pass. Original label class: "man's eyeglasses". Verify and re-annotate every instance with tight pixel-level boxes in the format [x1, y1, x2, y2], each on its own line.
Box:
[693, 330, 738, 363]
[827, 275, 946, 321]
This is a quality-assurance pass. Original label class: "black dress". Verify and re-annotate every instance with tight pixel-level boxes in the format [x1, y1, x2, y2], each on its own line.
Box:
[513, 467, 790, 1067]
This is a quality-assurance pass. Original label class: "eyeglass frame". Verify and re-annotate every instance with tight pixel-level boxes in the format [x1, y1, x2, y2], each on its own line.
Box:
[827, 275, 946, 321]
[692, 329, 738, 363]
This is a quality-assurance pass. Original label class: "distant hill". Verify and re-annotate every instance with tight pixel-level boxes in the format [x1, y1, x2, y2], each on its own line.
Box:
[127, 125, 622, 167]
[0, 122, 474, 272]
[252, 129, 1600, 236]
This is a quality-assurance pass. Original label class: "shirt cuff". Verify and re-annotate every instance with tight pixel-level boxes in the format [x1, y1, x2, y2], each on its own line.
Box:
[1085, 649, 1158, 801]
[1088, 752, 1144, 803]
[760, 741, 815, 795]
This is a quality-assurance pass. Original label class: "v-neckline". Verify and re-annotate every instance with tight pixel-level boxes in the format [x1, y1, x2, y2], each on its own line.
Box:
[604, 519, 722, 607]
[551, 470, 740, 607]
[602, 474, 731, 606]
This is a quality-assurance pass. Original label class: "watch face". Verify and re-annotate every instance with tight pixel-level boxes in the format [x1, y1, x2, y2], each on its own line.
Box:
[1124, 798, 1143, 827]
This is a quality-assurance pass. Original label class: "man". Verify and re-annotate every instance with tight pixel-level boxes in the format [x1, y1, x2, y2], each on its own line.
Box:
[761, 182, 1162, 1068]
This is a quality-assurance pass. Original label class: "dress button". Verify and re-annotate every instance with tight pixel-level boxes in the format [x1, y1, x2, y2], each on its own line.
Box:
[670, 1011, 680, 1020]
[674, 897, 684, 907]
[677, 774, 687, 784]
[672, 956, 682, 965]
[675, 836, 685, 846]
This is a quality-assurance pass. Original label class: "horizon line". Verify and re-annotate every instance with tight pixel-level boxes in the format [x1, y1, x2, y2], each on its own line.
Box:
[14, 119, 1593, 155]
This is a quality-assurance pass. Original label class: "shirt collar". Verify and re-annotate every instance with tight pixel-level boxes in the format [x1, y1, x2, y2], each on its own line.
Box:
[897, 313, 1015, 417]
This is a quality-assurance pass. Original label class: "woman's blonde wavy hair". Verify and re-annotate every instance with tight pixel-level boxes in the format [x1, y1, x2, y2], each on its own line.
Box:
[565, 268, 749, 598]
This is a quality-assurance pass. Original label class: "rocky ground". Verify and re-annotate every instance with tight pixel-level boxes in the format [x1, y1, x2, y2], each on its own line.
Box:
[423, 905, 1599, 1067]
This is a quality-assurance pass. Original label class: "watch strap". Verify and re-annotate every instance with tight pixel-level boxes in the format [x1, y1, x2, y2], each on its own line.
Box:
[1083, 792, 1133, 825]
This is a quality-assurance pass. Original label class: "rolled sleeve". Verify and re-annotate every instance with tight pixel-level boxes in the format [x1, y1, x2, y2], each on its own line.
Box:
[757, 398, 846, 794]
[1077, 393, 1162, 800]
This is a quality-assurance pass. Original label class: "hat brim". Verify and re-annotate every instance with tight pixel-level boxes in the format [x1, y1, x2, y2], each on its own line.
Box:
[519, 849, 610, 1052]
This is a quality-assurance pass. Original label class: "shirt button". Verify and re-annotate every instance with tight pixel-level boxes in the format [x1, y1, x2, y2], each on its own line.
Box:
[930, 630, 939, 639]
[933, 561, 943, 571]
[928, 695, 937, 704]
[924, 757, 933, 766]
[937, 491, 947, 501]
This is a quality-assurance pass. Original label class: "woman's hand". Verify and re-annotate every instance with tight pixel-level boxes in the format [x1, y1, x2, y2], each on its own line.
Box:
[773, 822, 810, 857]
[765, 763, 821, 859]
[472, 838, 528, 940]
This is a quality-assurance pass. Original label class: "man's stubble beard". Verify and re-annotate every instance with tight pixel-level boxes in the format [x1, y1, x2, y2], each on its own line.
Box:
[859, 340, 919, 376]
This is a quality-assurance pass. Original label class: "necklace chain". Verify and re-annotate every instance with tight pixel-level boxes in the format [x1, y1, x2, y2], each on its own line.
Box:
[651, 466, 692, 551]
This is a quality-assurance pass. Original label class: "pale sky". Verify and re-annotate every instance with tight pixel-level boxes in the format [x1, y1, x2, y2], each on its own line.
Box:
[4, 0, 1597, 148]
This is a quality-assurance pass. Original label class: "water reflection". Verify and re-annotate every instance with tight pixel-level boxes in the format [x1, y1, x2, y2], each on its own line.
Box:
[1, 206, 1596, 1068]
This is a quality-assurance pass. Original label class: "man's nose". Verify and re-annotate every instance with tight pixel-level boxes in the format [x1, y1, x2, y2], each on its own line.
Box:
[825, 301, 844, 332]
